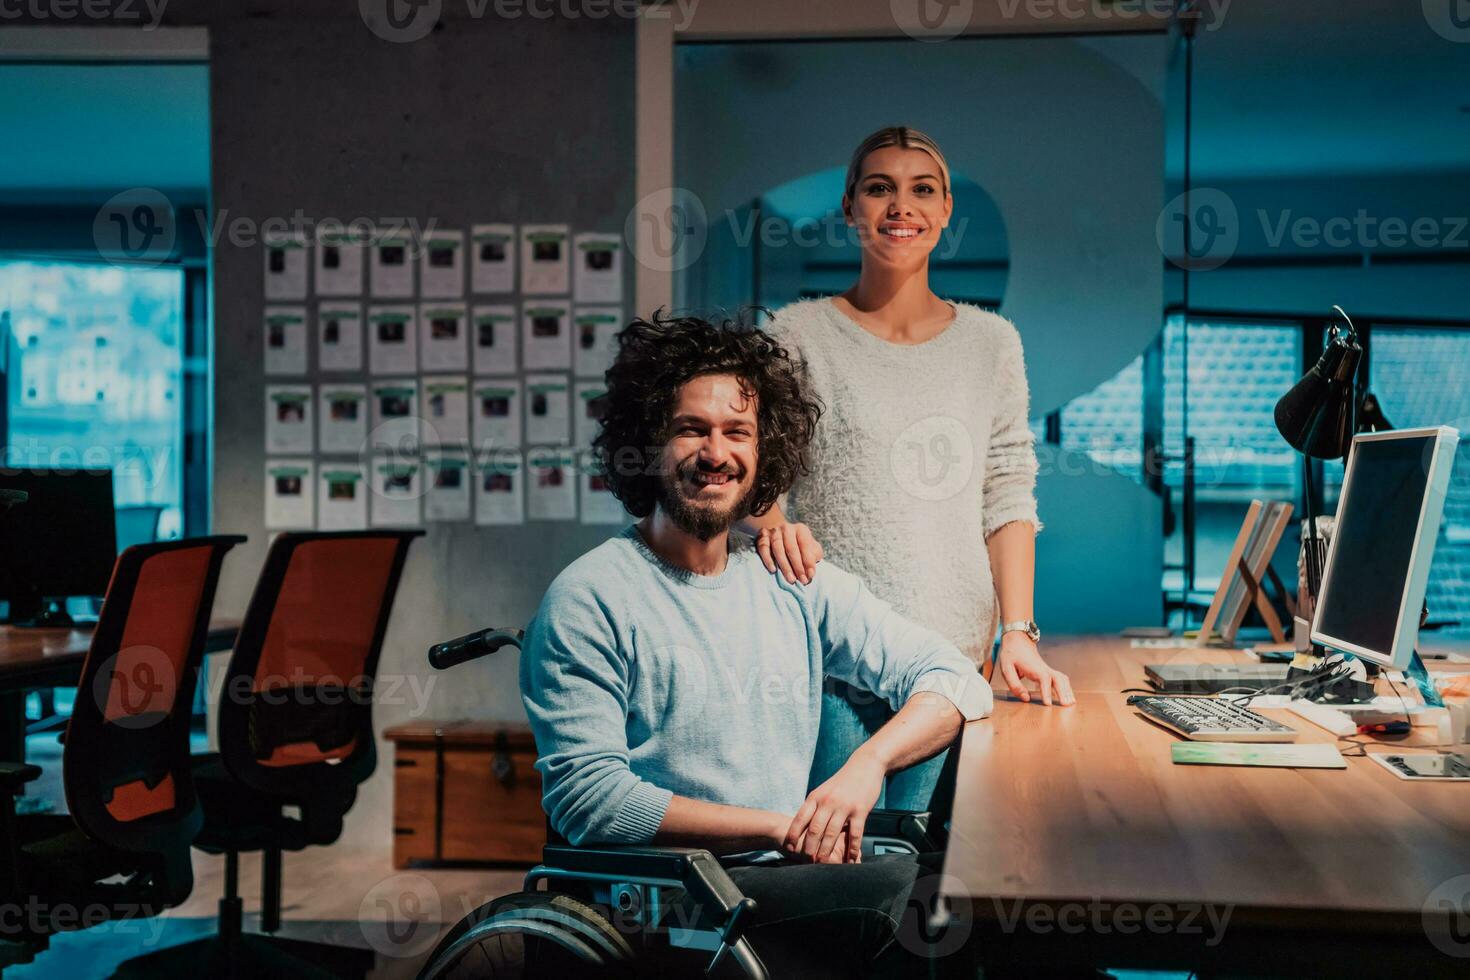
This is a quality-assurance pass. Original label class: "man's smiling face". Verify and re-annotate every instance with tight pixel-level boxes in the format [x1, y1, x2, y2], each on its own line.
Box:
[656, 373, 759, 540]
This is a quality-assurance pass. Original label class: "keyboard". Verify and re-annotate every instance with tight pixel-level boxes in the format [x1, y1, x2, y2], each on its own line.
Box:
[1128, 695, 1300, 742]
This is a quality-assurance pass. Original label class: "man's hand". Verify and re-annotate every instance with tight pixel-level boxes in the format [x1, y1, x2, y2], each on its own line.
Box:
[996, 633, 1074, 706]
[755, 522, 823, 585]
[782, 752, 884, 863]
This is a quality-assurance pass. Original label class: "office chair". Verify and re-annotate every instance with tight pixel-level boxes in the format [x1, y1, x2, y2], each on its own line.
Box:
[415, 629, 955, 979]
[0, 536, 244, 972]
[119, 529, 422, 979]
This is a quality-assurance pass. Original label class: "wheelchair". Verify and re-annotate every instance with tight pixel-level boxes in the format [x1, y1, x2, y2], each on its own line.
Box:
[414, 628, 955, 979]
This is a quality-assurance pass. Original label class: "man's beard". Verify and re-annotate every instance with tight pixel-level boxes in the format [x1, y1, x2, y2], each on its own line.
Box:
[656, 461, 755, 541]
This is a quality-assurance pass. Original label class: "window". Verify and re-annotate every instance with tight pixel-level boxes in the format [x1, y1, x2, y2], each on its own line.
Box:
[1059, 353, 1143, 472]
[1162, 316, 1301, 496]
[2, 260, 187, 542]
[1366, 327, 1470, 637]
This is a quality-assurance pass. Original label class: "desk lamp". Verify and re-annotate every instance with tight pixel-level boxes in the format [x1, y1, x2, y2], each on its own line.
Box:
[1273, 306, 1361, 643]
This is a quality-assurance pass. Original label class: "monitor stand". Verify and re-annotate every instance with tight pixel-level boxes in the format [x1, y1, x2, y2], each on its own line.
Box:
[2, 595, 75, 629]
[1404, 650, 1444, 708]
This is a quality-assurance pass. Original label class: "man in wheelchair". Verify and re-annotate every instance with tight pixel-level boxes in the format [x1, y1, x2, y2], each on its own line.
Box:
[517, 311, 989, 978]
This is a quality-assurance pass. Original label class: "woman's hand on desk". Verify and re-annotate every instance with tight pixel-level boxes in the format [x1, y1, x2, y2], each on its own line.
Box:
[755, 521, 824, 585]
[997, 634, 1075, 707]
[782, 753, 884, 864]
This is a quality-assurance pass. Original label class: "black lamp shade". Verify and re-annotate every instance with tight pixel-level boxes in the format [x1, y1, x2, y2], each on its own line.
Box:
[1274, 331, 1362, 459]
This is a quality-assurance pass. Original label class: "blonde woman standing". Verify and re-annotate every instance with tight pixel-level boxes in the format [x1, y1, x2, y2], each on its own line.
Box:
[743, 126, 1073, 810]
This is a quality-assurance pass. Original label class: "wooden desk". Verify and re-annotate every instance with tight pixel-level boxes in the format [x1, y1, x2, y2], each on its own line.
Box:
[0, 619, 239, 760]
[943, 637, 1470, 977]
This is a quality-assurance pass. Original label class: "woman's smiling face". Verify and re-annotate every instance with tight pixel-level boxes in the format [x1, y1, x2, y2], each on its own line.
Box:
[844, 145, 953, 272]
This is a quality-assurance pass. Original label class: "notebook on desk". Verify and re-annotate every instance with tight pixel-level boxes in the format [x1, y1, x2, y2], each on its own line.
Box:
[1171, 742, 1347, 769]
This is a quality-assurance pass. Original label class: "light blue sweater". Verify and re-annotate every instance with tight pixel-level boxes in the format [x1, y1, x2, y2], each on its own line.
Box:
[520, 526, 992, 847]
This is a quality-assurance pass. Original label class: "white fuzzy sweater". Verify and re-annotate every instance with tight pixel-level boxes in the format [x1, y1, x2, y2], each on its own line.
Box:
[765, 298, 1042, 664]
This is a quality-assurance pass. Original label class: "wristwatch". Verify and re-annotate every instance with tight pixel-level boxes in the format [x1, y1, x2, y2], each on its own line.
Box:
[1001, 619, 1041, 643]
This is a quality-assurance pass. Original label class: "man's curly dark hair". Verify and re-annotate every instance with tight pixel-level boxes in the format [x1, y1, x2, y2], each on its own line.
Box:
[593, 309, 823, 520]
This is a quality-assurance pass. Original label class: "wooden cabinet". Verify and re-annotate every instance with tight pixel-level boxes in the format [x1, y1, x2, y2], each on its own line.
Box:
[384, 720, 544, 868]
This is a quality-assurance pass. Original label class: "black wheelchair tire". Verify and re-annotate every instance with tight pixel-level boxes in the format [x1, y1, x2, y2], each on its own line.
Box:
[416, 890, 635, 980]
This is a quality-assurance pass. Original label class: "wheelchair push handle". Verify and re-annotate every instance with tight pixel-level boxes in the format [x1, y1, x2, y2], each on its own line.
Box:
[428, 628, 524, 670]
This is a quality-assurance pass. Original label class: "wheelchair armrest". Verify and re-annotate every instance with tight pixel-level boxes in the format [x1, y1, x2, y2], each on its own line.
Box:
[428, 627, 524, 670]
[0, 763, 42, 796]
[542, 843, 749, 918]
[542, 843, 762, 977]
[866, 808, 945, 852]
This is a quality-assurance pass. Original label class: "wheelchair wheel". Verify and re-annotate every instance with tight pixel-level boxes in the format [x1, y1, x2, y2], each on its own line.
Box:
[417, 890, 635, 980]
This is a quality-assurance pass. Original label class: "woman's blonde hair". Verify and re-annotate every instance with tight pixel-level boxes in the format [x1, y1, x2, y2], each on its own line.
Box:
[843, 126, 952, 201]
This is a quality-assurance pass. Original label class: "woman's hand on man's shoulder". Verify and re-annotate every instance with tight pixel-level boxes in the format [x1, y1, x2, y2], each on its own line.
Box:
[755, 521, 824, 586]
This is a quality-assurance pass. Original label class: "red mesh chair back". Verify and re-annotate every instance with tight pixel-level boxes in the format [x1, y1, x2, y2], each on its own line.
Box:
[217, 531, 421, 800]
[64, 536, 244, 852]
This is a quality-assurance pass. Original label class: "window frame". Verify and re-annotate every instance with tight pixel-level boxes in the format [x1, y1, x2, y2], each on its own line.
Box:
[1055, 306, 1470, 626]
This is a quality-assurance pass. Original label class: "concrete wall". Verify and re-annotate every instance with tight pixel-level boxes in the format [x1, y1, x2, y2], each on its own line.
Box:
[203, 8, 635, 847]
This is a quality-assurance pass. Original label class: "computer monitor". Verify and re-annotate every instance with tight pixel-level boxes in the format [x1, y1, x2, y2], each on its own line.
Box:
[1310, 427, 1460, 669]
[0, 468, 118, 625]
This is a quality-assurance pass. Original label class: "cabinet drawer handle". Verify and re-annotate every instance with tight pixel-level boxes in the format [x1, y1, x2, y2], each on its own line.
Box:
[492, 750, 515, 786]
